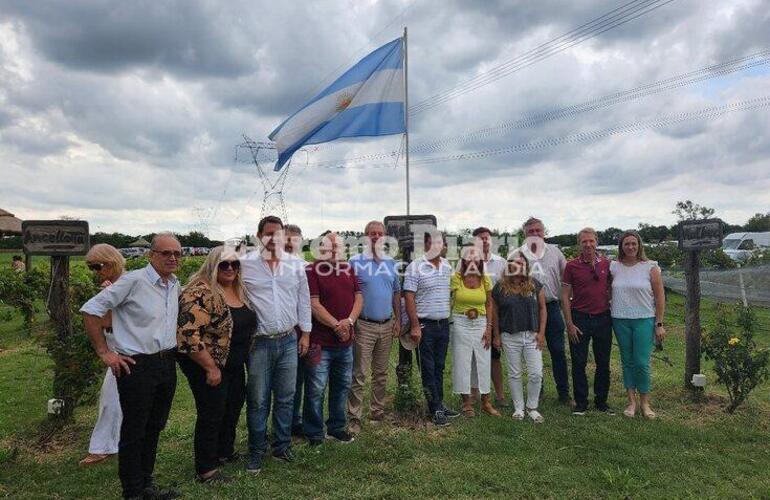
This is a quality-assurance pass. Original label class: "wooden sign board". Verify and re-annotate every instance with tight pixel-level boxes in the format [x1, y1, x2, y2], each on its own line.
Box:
[678, 218, 723, 251]
[384, 214, 437, 251]
[22, 220, 90, 256]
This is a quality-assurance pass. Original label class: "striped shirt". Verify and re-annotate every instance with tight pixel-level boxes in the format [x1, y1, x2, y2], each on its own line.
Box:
[403, 255, 452, 320]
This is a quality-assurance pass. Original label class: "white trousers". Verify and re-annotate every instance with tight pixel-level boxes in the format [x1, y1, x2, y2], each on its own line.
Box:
[501, 331, 543, 412]
[451, 314, 491, 394]
[88, 369, 122, 454]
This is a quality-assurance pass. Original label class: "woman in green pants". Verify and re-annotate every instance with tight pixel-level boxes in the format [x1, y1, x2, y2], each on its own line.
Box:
[610, 231, 666, 419]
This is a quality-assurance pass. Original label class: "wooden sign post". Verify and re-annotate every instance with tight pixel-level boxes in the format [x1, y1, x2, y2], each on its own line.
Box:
[678, 218, 722, 393]
[22, 220, 89, 421]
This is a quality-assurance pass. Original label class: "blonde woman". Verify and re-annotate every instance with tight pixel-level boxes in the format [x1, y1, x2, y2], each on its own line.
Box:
[451, 244, 499, 417]
[610, 231, 666, 419]
[79, 244, 125, 467]
[491, 251, 547, 423]
[177, 246, 257, 483]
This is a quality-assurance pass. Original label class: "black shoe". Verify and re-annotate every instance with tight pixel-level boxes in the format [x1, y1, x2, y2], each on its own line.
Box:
[596, 403, 616, 415]
[245, 455, 263, 474]
[142, 484, 181, 500]
[327, 430, 355, 443]
[273, 448, 295, 463]
[433, 410, 449, 426]
[442, 406, 460, 419]
[572, 403, 587, 416]
[195, 470, 230, 484]
[218, 452, 240, 465]
[291, 423, 304, 437]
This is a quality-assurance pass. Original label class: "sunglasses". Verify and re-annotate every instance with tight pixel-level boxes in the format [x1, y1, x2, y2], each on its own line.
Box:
[218, 260, 241, 271]
[87, 262, 105, 271]
[153, 250, 182, 258]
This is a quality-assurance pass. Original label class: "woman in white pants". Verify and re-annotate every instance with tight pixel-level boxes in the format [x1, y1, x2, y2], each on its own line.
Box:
[450, 245, 499, 417]
[491, 251, 547, 423]
[79, 244, 125, 466]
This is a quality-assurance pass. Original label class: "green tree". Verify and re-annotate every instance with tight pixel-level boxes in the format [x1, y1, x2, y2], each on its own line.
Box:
[637, 223, 670, 243]
[672, 200, 715, 221]
[744, 212, 770, 232]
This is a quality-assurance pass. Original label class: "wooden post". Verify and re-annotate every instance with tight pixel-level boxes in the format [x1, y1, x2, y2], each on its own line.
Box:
[683, 250, 702, 393]
[47, 255, 74, 420]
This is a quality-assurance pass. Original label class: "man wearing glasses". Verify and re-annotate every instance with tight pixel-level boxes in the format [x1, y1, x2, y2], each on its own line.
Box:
[81, 233, 182, 500]
[561, 227, 614, 417]
[240, 216, 312, 474]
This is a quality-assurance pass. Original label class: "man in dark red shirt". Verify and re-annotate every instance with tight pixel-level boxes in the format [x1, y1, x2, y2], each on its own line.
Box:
[303, 233, 363, 444]
[560, 227, 614, 416]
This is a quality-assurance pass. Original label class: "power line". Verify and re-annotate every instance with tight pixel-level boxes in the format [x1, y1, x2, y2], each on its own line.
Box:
[301, 49, 770, 167]
[409, 0, 676, 115]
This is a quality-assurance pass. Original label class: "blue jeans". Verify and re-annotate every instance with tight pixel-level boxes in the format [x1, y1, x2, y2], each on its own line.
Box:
[303, 345, 353, 441]
[418, 319, 450, 414]
[292, 349, 305, 428]
[246, 332, 297, 457]
[544, 301, 570, 398]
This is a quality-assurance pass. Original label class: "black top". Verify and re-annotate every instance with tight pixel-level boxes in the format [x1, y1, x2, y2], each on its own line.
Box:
[491, 280, 543, 334]
[226, 305, 257, 370]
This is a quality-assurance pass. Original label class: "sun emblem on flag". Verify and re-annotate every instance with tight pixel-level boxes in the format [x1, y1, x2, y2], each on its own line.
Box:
[335, 93, 354, 113]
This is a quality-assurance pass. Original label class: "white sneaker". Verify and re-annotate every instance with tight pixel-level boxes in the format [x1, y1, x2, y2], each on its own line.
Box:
[527, 409, 544, 424]
[512, 410, 525, 420]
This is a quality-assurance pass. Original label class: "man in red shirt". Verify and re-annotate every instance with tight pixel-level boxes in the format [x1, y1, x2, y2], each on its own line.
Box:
[304, 233, 363, 444]
[560, 228, 614, 416]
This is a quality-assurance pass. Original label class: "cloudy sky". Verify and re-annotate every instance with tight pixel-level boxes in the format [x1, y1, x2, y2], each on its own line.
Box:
[1, 0, 768, 240]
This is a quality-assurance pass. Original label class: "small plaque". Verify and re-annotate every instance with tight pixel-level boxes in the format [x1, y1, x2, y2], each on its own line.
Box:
[384, 214, 438, 252]
[22, 220, 90, 256]
[678, 218, 723, 251]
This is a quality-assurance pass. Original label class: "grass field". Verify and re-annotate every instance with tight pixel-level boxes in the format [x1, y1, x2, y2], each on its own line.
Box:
[0, 292, 769, 499]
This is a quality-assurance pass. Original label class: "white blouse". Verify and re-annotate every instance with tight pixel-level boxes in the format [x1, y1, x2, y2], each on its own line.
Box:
[610, 260, 658, 319]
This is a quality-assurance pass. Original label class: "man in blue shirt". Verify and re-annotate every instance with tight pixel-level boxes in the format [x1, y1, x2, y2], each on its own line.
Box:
[346, 221, 401, 435]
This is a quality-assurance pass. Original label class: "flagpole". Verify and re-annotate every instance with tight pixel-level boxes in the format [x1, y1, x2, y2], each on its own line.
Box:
[403, 26, 410, 217]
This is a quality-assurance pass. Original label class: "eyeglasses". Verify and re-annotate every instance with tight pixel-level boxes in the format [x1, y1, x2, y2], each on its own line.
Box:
[153, 250, 182, 259]
[218, 260, 240, 271]
[87, 263, 105, 271]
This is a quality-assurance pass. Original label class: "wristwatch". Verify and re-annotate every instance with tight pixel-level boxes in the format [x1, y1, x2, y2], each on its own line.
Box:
[656, 321, 664, 328]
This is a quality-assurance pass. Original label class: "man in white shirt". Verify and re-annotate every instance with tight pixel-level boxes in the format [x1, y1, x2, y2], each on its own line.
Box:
[519, 217, 571, 405]
[472, 226, 507, 405]
[81, 233, 182, 500]
[240, 216, 312, 474]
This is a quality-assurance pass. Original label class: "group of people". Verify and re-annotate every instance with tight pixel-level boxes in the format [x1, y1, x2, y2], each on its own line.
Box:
[79, 215, 666, 499]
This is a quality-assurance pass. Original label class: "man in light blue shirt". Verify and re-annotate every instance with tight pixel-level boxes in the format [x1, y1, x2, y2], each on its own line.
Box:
[81, 233, 181, 500]
[346, 221, 401, 435]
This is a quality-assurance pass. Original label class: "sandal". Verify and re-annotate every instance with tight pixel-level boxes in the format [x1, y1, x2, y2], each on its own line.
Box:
[462, 404, 475, 418]
[623, 405, 636, 418]
[78, 453, 113, 467]
[512, 410, 525, 420]
[527, 409, 544, 424]
[642, 407, 657, 419]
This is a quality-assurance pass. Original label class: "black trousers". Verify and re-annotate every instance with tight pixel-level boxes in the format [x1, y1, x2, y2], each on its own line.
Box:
[219, 360, 247, 459]
[116, 350, 177, 498]
[569, 310, 612, 407]
[178, 355, 231, 476]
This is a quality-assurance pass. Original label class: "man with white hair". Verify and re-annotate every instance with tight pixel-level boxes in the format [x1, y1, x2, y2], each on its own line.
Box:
[81, 232, 182, 500]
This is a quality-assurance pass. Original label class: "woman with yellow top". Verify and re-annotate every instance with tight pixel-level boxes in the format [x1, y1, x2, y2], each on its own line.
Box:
[451, 244, 500, 417]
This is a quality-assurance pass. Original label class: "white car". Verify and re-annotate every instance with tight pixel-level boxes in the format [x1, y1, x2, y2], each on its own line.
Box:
[722, 232, 770, 261]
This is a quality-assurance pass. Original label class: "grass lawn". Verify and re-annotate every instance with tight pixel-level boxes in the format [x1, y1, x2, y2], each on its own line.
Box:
[0, 292, 769, 499]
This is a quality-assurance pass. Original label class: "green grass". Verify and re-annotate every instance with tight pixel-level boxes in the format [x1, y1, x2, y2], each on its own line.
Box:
[0, 292, 769, 499]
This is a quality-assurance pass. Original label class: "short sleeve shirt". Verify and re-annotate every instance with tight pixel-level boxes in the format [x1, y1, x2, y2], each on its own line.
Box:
[492, 280, 543, 334]
[306, 261, 360, 347]
[349, 254, 400, 321]
[450, 273, 492, 316]
[403, 256, 452, 320]
[562, 256, 610, 315]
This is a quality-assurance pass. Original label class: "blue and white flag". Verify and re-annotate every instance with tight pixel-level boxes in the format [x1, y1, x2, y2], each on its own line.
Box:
[268, 37, 405, 171]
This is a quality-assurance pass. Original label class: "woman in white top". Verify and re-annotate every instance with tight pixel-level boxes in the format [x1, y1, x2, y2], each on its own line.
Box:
[610, 231, 666, 419]
[79, 244, 124, 466]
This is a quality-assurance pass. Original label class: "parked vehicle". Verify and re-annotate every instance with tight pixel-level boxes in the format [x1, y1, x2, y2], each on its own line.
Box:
[722, 232, 770, 261]
[119, 247, 146, 259]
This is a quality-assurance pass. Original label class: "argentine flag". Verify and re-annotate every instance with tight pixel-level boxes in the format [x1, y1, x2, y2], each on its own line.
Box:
[269, 37, 405, 171]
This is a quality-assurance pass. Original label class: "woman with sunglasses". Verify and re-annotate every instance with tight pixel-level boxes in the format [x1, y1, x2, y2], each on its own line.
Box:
[490, 250, 547, 423]
[450, 244, 499, 417]
[79, 244, 125, 467]
[610, 231, 666, 419]
[177, 246, 257, 483]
